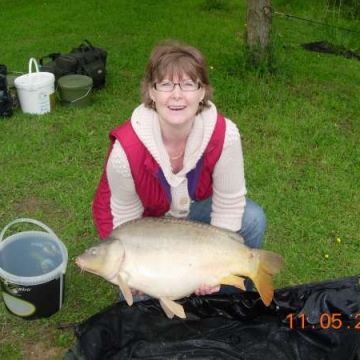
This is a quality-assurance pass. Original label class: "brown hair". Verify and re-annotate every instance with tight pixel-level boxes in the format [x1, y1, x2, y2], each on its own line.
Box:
[141, 40, 213, 114]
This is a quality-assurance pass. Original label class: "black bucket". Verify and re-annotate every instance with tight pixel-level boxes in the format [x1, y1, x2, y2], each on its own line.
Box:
[0, 219, 68, 319]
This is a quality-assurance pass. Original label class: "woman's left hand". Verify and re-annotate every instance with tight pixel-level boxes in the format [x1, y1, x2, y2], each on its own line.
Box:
[194, 284, 221, 296]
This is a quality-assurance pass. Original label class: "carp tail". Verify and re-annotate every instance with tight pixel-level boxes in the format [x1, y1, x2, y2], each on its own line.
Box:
[252, 250, 284, 306]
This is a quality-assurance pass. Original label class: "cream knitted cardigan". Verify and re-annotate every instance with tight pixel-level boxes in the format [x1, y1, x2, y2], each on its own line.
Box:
[106, 101, 247, 232]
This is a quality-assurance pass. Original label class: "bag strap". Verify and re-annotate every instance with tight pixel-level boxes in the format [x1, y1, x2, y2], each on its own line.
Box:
[39, 53, 61, 65]
[76, 40, 95, 52]
[77, 40, 103, 63]
[83, 39, 94, 49]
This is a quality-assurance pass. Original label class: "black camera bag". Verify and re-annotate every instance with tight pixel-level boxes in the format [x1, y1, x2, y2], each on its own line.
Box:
[0, 64, 13, 118]
[39, 40, 107, 89]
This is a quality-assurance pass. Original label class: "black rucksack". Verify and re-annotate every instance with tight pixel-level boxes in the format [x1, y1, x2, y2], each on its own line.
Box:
[40, 40, 107, 89]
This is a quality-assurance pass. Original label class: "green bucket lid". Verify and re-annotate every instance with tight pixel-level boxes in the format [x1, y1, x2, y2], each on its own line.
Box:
[58, 75, 93, 89]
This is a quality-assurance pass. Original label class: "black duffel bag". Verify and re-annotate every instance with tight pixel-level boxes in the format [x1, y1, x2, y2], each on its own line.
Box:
[40, 40, 107, 89]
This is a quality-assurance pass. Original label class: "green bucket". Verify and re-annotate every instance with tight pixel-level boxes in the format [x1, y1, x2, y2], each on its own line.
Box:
[58, 75, 93, 108]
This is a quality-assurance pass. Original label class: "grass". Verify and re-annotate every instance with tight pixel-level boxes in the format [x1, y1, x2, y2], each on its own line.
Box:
[1, 0, 360, 358]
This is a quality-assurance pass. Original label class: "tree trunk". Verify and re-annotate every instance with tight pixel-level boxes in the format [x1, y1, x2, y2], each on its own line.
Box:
[245, 0, 272, 67]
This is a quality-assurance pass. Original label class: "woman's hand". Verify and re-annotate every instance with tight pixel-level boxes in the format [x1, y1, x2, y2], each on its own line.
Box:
[130, 288, 146, 299]
[194, 284, 221, 296]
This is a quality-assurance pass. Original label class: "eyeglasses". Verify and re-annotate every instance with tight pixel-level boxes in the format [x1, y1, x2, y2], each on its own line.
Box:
[153, 80, 201, 92]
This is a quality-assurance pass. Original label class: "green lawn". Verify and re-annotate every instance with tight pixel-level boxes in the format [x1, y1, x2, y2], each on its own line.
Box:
[0, 0, 360, 358]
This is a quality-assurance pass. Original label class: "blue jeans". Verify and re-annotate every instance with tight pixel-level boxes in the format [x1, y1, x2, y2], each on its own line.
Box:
[188, 197, 266, 250]
[119, 197, 266, 301]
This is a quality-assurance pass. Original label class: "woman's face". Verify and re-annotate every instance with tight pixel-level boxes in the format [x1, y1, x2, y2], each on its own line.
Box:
[149, 74, 205, 128]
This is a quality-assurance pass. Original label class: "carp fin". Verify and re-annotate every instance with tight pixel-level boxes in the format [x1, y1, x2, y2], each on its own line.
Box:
[159, 298, 186, 319]
[117, 274, 133, 306]
[252, 250, 285, 306]
[224, 230, 244, 244]
[220, 275, 246, 290]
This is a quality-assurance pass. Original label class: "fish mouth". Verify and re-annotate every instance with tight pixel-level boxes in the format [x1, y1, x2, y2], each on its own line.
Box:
[75, 257, 87, 273]
[75, 255, 123, 281]
[75, 258, 108, 278]
[75, 257, 83, 268]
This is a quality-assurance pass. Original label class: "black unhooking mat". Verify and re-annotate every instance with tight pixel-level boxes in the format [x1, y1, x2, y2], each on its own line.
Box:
[65, 276, 360, 360]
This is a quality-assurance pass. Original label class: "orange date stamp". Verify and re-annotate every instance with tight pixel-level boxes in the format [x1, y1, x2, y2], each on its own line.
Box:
[286, 313, 360, 330]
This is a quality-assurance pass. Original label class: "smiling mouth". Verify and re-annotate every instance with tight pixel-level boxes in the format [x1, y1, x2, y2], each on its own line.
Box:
[168, 105, 186, 111]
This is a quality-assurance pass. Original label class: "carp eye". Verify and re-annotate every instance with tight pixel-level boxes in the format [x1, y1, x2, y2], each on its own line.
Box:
[90, 248, 97, 256]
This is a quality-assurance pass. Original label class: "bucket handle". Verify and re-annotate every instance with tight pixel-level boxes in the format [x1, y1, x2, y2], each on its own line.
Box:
[58, 86, 92, 104]
[28, 58, 40, 85]
[0, 218, 59, 243]
[28, 58, 40, 74]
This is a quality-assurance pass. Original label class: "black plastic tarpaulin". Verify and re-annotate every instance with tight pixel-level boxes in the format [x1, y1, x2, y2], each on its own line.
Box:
[65, 276, 360, 360]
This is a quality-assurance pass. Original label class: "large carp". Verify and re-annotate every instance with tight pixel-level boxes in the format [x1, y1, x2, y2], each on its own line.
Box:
[76, 217, 284, 319]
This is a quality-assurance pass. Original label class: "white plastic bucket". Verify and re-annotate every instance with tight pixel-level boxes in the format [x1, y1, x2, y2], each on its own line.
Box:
[0, 218, 68, 319]
[14, 58, 55, 114]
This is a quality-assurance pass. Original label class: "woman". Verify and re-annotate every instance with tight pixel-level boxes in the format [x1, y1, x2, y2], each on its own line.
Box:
[92, 40, 266, 296]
